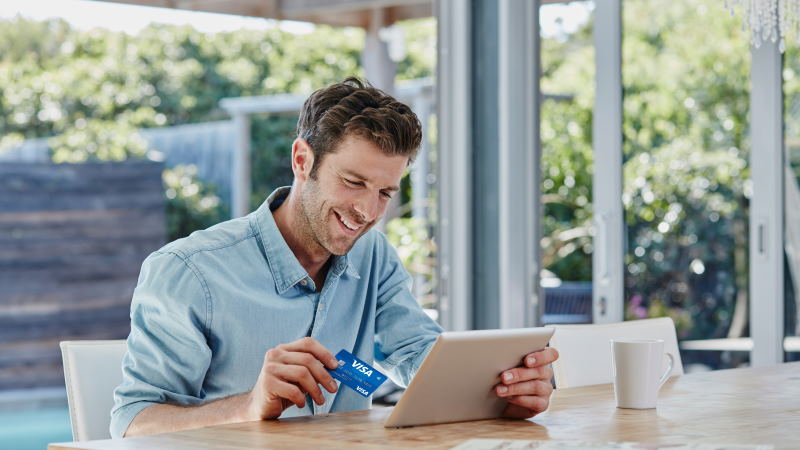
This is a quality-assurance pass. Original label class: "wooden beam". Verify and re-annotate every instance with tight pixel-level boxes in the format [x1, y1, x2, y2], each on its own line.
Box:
[91, 0, 431, 27]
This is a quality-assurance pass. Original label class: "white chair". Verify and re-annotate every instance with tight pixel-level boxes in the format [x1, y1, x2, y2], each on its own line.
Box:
[60, 340, 127, 441]
[548, 317, 683, 388]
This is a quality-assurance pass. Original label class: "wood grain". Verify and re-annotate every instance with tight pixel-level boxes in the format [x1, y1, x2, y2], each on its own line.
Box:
[49, 362, 800, 449]
[0, 162, 165, 390]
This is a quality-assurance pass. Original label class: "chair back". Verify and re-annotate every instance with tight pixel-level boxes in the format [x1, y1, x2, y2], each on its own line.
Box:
[549, 317, 683, 388]
[60, 340, 127, 441]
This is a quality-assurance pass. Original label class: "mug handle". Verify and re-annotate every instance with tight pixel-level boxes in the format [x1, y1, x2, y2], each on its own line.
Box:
[657, 353, 675, 389]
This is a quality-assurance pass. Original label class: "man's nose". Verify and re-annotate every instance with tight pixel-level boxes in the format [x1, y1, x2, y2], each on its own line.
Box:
[353, 192, 382, 223]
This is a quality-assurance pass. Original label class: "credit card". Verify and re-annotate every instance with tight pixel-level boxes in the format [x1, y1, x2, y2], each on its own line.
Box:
[327, 349, 387, 398]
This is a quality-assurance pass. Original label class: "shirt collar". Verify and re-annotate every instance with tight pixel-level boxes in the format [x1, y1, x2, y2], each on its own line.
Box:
[254, 187, 360, 295]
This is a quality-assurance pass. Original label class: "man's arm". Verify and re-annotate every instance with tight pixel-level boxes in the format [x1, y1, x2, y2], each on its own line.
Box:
[112, 252, 339, 437]
[371, 233, 559, 418]
[372, 233, 443, 386]
[111, 251, 214, 438]
[125, 337, 340, 437]
[125, 393, 250, 437]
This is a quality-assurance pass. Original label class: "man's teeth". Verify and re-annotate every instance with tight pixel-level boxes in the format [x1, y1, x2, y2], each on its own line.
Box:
[339, 214, 359, 230]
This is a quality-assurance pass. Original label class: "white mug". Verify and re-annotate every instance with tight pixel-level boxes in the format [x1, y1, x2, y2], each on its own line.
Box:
[610, 339, 674, 409]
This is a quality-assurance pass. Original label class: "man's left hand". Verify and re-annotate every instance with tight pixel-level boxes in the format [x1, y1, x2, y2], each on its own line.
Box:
[496, 346, 559, 419]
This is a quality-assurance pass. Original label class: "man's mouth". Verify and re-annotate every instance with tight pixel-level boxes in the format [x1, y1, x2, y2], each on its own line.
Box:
[334, 210, 362, 233]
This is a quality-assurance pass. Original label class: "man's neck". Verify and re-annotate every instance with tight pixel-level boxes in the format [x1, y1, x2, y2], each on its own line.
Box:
[272, 190, 331, 285]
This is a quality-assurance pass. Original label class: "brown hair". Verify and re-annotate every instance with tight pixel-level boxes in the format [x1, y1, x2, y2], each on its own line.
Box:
[296, 77, 422, 178]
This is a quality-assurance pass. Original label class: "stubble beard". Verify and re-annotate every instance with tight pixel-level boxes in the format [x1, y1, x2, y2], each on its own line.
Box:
[298, 178, 333, 256]
[299, 177, 371, 257]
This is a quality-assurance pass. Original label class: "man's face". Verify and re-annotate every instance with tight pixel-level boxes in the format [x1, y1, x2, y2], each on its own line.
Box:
[298, 135, 408, 256]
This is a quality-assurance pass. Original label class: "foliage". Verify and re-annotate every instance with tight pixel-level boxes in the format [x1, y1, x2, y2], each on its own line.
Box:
[38, 114, 226, 240]
[164, 165, 229, 241]
[540, 4, 595, 282]
[0, 18, 366, 140]
[249, 115, 297, 207]
[386, 217, 436, 308]
[49, 119, 149, 163]
[540, 97, 594, 281]
[0, 14, 437, 280]
[622, 0, 750, 340]
[0, 16, 381, 232]
[541, 0, 750, 340]
[0, 133, 25, 155]
[394, 18, 436, 82]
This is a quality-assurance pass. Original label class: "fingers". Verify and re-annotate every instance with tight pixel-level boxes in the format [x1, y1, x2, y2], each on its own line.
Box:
[267, 349, 338, 394]
[520, 347, 559, 368]
[500, 365, 554, 385]
[268, 363, 329, 405]
[496, 358, 555, 421]
[495, 379, 553, 398]
[505, 394, 550, 415]
[280, 337, 339, 370]
[267, 378, 307, 409]
[261, 338, 340, 408]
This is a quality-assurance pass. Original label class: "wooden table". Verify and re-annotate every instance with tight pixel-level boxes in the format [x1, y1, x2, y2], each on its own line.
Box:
[49, 362, 800, 449]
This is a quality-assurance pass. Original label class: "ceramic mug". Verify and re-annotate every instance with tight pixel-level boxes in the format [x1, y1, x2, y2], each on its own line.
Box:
[611, 339, 674, 409]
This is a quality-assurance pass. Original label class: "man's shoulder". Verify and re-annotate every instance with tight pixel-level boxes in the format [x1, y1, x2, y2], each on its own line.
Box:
[158, 215, 257, 260]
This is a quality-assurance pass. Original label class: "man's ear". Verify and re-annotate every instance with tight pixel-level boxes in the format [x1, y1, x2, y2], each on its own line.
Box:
[291, 138, 315, 181]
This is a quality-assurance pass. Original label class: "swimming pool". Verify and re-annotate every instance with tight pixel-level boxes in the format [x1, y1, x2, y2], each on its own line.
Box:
[0, 406, 72, 450]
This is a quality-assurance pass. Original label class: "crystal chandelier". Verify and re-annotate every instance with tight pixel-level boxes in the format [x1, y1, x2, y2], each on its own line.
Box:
[726, 0, 800, 52]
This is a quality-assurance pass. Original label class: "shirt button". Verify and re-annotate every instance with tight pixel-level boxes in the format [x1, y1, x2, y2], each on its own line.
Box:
[318, 304, 324, 311]
[300, 279, 308, 286]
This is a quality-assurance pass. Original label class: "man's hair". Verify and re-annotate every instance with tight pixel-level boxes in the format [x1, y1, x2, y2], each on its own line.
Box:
[296, 77, 422, 178]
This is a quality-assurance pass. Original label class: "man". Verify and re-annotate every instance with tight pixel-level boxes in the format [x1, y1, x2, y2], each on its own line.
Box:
[111, 78, 558, 438]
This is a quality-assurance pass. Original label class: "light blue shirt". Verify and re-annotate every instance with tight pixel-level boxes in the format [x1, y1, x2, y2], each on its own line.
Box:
[111, 187, 443, 438]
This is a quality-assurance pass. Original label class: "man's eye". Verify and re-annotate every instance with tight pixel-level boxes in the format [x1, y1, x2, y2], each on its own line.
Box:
[381, 191, 393, 199]
[345, 179, 361, 186]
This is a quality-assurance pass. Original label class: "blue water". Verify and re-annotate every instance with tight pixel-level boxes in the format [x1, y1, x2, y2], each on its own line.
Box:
[0, 407, 72, 450]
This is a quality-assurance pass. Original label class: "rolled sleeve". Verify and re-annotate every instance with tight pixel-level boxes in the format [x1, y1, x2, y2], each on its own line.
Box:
[373, 234, 442, 387]
[110, 251, 213, 438]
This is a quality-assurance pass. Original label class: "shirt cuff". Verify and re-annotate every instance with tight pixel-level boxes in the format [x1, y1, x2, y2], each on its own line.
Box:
[110, 400, 156, 438]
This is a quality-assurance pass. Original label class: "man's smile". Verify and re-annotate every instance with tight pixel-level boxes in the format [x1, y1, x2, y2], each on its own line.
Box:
[334, 210, 363, 234]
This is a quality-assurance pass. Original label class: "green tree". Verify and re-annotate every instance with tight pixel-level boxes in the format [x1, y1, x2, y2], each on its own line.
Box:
[0, 15, 436, 249]
[540, 0, 750, 343]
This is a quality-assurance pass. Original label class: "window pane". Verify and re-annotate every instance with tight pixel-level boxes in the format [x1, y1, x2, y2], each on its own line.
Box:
[539, 1, 595, 325]
[622, 0, 750, 369]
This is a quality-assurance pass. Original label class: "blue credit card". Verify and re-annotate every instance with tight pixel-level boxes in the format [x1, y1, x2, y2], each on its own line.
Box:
[327, 349, 387, 398]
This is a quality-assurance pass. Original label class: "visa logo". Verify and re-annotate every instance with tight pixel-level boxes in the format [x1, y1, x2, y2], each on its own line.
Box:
[356, 386, 369, 395]
[351, 361, 373, 377]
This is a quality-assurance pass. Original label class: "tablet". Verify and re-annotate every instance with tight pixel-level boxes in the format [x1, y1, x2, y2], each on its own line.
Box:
[384, 326, 555, 428]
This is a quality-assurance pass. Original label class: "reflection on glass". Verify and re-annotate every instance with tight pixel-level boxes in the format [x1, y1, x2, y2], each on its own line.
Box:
[539, 1, 595, 325]
[622, 0, 750, 370]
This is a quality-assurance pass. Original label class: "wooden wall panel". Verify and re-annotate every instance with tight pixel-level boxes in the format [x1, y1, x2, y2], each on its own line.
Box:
[0, 162, 165, 390]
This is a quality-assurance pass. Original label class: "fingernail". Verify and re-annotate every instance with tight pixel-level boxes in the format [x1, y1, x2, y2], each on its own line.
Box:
[503, 372, 513, 382]
[329, 380, 338, 392]
[497, 385, 508, 395]
[328, 357, 339, 368]
[527, 357, 536, 366]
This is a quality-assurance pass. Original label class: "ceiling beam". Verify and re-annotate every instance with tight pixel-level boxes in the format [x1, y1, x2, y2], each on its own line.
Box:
[92, 0, 431, 27]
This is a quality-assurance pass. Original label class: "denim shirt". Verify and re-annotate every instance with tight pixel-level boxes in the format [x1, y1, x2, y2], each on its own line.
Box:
[110, 187, 443, 438]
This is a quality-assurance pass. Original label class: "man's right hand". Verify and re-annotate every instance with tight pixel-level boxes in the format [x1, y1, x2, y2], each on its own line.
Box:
[244, 337, 340, 420]
[125, 337, 341, 437]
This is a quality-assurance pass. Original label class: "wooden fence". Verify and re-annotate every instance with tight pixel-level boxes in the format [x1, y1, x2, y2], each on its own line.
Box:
[0, 161, 165, 390]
